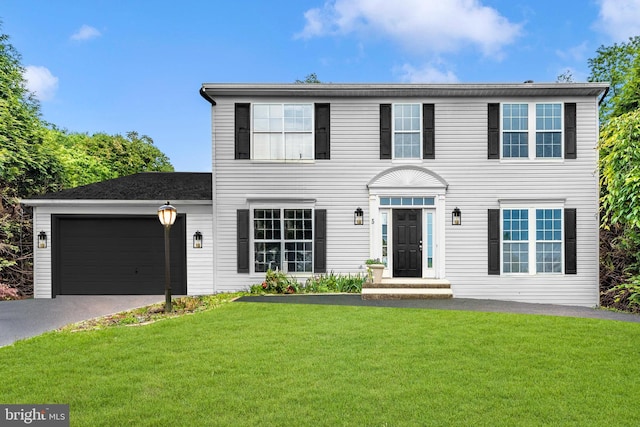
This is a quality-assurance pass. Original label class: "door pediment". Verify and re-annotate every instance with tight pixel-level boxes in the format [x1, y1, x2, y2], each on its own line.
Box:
[367, 166, 448, 191]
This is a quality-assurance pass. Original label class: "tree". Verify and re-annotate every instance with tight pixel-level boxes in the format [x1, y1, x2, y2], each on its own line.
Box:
[0, 25, 174, 297]
[0, 28, 65, 296]
[590, 37, 640, 311]
[295, 73, 321, 84]
[556, 69, 574, 83]
[588, 36, 640, 122]
[43, 129, 173, 188]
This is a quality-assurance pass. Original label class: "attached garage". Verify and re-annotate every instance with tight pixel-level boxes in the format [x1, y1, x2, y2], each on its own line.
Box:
[22, 172, 214, 298]
[54, 215, 186, 295]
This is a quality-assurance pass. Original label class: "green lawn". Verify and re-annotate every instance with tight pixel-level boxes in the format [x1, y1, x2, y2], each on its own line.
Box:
[1, 301, 639, 426]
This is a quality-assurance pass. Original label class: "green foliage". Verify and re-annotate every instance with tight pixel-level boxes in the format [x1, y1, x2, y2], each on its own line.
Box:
[588, 36, 640, 122]
[42, 128, 174, 188]
[601, 278, 640, 313]
[599, 109, 640, 228]
[250, 269, 364, 294]
[251, 269, 299, 294]
[0, 25, 174, 295]
[556, 69, 574, 83]
[294, 72, 321, 84]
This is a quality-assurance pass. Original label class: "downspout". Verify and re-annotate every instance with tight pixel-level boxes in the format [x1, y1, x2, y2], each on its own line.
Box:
[199, 86, 217, 293]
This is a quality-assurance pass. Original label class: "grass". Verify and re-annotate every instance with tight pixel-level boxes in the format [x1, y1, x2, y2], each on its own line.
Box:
[1, 297, 640, 426]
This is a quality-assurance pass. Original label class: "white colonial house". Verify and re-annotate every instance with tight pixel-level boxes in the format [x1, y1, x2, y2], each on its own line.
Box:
[24, 82, 608, 306]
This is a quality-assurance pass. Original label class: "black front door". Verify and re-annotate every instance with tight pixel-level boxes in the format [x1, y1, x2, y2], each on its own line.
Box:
[393, 209, 422, 277]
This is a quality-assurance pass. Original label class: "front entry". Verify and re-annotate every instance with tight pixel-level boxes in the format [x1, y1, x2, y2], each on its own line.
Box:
[393, 209, 422, 277]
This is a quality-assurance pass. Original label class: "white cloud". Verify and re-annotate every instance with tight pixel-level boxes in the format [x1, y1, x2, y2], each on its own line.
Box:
[23, 66, 59, 101]
[70, 24, 102, 41]
[395, 63, 458, 83]
[297, 0, 522, 56]
[555, 42, 589, 62]
[595, 0, 640, 41]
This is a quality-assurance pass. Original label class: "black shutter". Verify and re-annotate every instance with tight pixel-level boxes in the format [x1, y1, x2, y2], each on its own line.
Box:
[235, 103, 250, 159]
[565, 208, 577, 274]
[315, 103, 330, 159]
[488, 209, 500, 275]
[380, 104, 392, 159]
[314, 209, 327, 273]
[488, 103, 500, 159]
[237, 209, 250, 273]
[423, 103, 435, 159]
[564, 103, 577, 159]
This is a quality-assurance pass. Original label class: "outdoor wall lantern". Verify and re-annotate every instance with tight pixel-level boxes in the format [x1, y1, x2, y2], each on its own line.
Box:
[452, 207, 462, 226]
[38, 231, 47, 248]
[158, 202, 177, 313]
[354, 207, 364, 225]
[193, 231, 203, 248]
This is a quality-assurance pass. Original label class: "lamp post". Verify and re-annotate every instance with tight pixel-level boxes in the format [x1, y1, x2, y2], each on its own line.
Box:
[158, 202, 177, 313]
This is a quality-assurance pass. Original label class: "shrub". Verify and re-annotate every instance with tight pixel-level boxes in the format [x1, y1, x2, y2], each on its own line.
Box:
[251, 269, 299, 294]
[250, 270, 364, 295]
[601, 277, 640, 313]
[0, 283, 21, 300]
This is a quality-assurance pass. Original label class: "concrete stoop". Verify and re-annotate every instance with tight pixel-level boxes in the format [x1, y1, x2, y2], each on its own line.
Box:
[361, 278, 453, 300]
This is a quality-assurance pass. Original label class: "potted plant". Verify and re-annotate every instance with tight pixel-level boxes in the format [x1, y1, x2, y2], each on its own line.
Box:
[365, 258, 385, 284]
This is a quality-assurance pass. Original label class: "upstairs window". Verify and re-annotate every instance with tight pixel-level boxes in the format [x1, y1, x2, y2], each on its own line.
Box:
[503, 104, 529, 158]
[499, 103, 564, 159]
[394, 104, 421, 159]
[535, 104, 562, 158]
[253, 104, 313, 160]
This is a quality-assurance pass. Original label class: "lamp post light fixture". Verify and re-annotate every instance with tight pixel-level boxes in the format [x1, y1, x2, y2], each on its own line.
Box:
[452, 207, 462, 226]
[158, 202, 177, 313]
[193, 231, 203, 248]
[38, 231, 47, 248]
[354, 207, 364, 225]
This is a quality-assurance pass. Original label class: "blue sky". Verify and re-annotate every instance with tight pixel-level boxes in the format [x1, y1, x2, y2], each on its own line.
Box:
[2, 0, 639, 172]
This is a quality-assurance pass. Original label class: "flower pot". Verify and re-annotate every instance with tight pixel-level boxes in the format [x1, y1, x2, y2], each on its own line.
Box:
[368, 264, 385, 284]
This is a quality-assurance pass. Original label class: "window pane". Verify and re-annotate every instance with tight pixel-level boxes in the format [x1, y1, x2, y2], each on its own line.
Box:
[536, 132, 561, 158]
[536, 104, 561, 130]
[254, 242, 281, 272]
[285, 133, 313, 160]
[285, 242, 312, 272]
[535, 209, 562, 273]
[503, 133, 528, 158]
[254, 134, 284, 160]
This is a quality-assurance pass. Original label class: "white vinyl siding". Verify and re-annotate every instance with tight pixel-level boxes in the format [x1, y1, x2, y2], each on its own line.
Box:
[30, 203, 214, 298]
[210, 95, 600, 306]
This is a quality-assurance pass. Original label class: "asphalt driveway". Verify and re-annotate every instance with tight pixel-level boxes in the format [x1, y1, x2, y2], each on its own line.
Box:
[0, 295, 163, 347]
[236, 294, 640, 323]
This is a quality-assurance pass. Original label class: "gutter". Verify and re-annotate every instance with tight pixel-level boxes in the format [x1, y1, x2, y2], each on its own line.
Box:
[199, 87, 216, 105]
[598, 85, 610, 106]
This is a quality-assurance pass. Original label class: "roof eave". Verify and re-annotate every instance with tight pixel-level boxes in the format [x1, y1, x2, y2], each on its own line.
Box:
[200, 82, 610, 101]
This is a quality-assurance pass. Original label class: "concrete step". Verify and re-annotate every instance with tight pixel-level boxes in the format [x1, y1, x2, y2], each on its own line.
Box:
[361, 279, 453, 300]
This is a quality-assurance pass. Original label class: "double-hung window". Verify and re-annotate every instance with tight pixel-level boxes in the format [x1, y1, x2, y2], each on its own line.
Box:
[253, 208, 313, 273]
[501, 103, 563, 159]
[501, 207, 563, 274]
[394, 104, 421, 159]
[253, 104, 313, 160]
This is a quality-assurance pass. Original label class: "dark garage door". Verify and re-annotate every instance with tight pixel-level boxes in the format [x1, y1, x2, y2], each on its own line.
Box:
[53, 215, 186, 295]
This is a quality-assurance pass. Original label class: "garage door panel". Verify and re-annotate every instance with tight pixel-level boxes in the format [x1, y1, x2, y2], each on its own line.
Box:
[54, 216, 186, 295]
